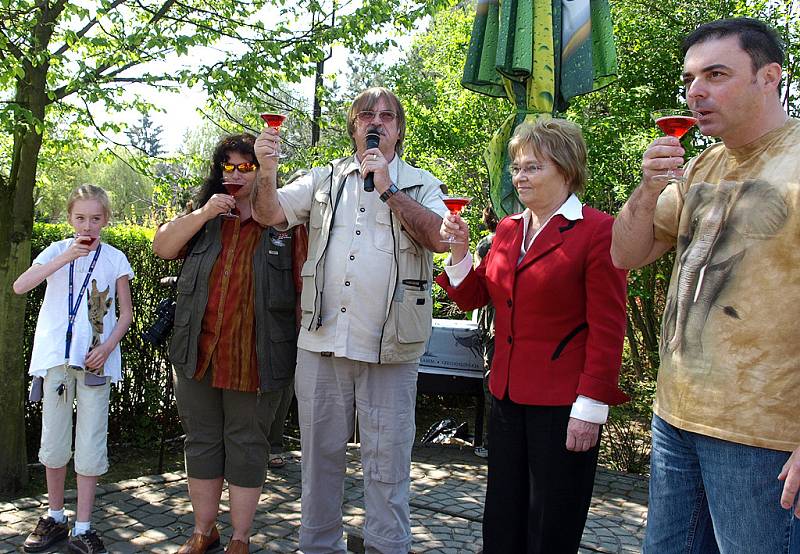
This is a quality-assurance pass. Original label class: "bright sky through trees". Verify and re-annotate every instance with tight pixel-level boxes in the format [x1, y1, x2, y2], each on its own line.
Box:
[98, 11, 424, 155]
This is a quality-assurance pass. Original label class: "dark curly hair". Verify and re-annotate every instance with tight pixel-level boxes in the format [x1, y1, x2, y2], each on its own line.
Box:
[193, 133, 258, 209]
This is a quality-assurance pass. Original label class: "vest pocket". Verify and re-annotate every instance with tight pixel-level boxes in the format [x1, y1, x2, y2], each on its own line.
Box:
[168, 308, 192, 365]
[299, 260, 317, 316]
[309, 188, 330, 230]
[254, 299, 297, 386]
[395, 289, 431, 344]
[269, 313, 297, 380]
[266, 254, 295, 310]
[177, 240, 210, 294]
[374, 209, 394, 253]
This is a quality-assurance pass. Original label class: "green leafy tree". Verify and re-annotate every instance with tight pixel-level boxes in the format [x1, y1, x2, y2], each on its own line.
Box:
[0, 0, 446, 493]
[388, 3, 508, 227]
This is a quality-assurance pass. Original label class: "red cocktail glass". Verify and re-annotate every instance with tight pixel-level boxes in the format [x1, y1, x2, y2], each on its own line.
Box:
[260, 113, 288, 158]
[442, 196, 471, 244]
[222, 181, 243, 219]
[260, 113, 286, 128]
[652, 109, 698, 180]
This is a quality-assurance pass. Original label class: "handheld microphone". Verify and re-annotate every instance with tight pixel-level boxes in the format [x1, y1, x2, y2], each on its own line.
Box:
[364, 130, 381, 192]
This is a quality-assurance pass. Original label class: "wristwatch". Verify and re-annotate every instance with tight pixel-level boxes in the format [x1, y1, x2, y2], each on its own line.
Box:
[380, 183, 400, 203]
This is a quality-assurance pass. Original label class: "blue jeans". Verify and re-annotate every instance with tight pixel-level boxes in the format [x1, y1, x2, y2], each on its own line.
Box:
[645, 414, 799, 553]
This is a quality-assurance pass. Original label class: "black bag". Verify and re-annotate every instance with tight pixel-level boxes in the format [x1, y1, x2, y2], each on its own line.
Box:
[420, 418, 471, 444]
[141, 297, 176, 345]
[141, 272, 180, 346]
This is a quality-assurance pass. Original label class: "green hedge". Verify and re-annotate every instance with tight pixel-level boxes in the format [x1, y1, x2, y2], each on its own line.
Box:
[20, 226, 463, 460]
[23, 224, 182, 459]
[22, 224, 656, 474]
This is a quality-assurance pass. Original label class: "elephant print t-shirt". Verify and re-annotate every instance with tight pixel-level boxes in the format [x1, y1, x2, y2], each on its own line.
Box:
[652, 118, 800, 451]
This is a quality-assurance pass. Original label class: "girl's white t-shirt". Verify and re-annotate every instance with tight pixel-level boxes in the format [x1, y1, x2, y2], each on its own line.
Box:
[28, 239, 134, 383]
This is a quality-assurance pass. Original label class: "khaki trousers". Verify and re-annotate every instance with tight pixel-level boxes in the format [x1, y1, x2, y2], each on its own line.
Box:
[39, 364, 110, 476]
[295, 348, 418, 554]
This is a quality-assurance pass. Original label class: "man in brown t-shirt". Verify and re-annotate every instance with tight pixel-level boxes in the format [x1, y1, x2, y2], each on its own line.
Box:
[611, 18, 800, 553]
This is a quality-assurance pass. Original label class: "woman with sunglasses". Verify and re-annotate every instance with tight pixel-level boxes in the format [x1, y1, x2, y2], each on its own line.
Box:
[153, 133, 307, 554]
[437, 119, 628, 553]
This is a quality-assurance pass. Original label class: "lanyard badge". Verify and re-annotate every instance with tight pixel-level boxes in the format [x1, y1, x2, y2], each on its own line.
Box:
[65, 243, 103, 364]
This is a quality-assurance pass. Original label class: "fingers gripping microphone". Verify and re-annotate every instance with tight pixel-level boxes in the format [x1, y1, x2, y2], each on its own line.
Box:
[364, 130, 381, 192]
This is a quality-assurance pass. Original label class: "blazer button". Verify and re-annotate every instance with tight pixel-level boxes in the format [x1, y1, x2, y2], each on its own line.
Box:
[507, 336, 512, 344]
[507, 299, 512, 307]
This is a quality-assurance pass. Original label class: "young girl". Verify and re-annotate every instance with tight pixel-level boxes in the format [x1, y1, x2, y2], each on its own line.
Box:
[14, 185, 133, 554]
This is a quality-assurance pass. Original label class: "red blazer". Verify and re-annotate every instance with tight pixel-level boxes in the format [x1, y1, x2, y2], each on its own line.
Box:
[435, 206, 629, 406]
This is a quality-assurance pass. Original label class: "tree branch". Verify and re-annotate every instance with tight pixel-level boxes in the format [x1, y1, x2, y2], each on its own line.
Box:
[0, 26, 24, 60]
[52, 0, 127, 57]
[34, 0, 70, 50]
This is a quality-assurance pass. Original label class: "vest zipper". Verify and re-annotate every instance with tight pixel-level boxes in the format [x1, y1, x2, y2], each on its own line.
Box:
[378, 210, 400, 364]
[310, 162, 346, 331]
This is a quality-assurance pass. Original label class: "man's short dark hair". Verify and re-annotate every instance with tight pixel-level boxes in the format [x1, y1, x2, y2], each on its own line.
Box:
[682, 17, 784, 74]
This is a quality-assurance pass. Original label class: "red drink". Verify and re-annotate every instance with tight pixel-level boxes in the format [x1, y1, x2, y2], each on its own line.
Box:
[655, 115, 697, 139]
[260, 113, 287, 129]
[223, 182, 244, 196]
[441, 196, 472, 245]
[222, 182, 243, 218]
[443, 197, 471, 214]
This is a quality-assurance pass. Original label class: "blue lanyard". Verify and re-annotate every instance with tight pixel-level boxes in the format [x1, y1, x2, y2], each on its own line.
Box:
[65, 243, 103, 361]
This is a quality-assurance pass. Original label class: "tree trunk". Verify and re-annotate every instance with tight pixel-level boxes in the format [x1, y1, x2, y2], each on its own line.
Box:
[311, 57, 325, 147]
[310, 9, 336, 148]
[0, 68, 48, 494]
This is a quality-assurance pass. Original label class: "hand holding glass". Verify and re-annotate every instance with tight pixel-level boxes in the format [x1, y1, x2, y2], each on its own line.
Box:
[441, 196, 471, 245]
[260, 113, 287, 158]
[651, 109, 697, 180]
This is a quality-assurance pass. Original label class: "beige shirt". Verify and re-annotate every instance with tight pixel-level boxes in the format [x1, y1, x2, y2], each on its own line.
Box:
[278, 155, 447, 363]
[653, 118, 800, 451]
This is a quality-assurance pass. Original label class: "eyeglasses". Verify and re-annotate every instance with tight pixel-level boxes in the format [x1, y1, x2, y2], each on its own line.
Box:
[221, 162, 257, 173]
[356, 110, 397, 124]
[509, 164, 547, 177]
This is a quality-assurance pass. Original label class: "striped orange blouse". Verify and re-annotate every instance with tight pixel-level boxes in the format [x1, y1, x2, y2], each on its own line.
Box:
[194, 217, 306, 392]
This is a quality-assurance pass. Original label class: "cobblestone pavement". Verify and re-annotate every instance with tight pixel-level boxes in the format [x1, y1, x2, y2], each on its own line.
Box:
[0, 445, 647, 553]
